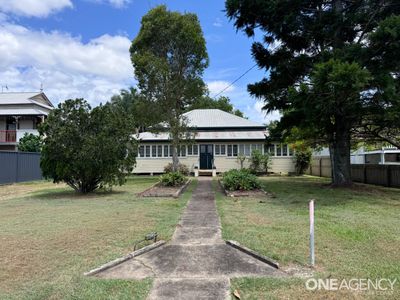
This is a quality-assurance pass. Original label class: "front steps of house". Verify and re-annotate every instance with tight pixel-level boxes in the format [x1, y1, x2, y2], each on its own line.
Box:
[195, 169, 217, 177]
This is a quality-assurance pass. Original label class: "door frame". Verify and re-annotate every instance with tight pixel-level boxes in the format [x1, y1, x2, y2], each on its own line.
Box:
[199, 144, 213, 170]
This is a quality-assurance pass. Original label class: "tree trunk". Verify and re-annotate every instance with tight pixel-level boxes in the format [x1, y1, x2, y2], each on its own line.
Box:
[172, 143, 179, 172]
[329, 129, 352, 186]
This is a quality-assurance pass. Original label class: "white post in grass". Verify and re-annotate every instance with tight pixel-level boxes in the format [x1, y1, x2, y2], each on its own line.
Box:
[309, 199, 315, 267]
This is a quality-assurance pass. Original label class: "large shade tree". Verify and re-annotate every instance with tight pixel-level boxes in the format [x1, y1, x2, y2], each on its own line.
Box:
[130, 5, 209, 171]
[40, 99, 137, 193]
[186, 95, 245, 117]
[226, 0, 400, 186]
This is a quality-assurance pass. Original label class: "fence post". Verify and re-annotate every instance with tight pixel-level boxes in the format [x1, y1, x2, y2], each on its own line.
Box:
[309, 199, 315, 267]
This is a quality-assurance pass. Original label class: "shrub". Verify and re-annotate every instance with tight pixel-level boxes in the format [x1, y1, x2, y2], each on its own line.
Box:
[250, 150, 272, 174]
[261, 153, 272, 174]
[159, 172, 186, 186]
[294, 149, 312, 175]
[222, 169, 261, 191]
[18, 133, 42, 152]
[164, 163, 189, 175]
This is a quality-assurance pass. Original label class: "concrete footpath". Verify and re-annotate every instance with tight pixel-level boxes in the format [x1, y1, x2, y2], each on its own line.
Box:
[97, 177, 284, 299]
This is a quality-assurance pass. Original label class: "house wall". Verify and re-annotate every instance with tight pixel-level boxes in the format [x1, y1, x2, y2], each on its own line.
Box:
[133, 141, 295, 174]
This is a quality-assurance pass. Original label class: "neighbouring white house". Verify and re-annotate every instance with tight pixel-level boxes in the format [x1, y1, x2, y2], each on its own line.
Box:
[314, 145, 400, 165]
[134, 109, 295, 175]
[0, 92, 54, 151]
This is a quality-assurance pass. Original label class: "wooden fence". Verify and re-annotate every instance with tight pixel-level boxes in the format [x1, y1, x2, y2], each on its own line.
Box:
[307, 157, 400, 188]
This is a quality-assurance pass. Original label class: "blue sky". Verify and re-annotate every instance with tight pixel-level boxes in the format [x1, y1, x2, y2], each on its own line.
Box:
[0, 0, 280, 123]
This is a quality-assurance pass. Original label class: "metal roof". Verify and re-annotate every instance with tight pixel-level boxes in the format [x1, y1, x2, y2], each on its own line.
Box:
[0, 107, 50, 116]
[182, 109, 265, 128]
[0, 92, 54, 110]
[138, 130, 266, 141]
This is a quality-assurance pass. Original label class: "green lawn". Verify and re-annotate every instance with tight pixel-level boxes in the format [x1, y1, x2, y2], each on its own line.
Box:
[216, 176, 400, 300]
[0, 177, 196, 300]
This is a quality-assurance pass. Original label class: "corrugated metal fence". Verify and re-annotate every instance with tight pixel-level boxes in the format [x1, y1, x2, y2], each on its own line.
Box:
[307, 157, 400, 188]
[0, 151, 42, 184]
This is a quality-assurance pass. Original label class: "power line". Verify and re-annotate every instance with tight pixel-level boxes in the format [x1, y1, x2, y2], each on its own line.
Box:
[212, 63, 258, 98]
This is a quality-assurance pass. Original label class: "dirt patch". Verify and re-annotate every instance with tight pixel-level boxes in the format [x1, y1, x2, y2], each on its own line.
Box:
[138, 180, 191, 198]
[0, 182, 65, 202]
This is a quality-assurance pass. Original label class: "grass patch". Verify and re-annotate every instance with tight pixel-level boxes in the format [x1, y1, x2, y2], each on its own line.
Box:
[216, 176, 400, 299]
[0, 177, 196, 299]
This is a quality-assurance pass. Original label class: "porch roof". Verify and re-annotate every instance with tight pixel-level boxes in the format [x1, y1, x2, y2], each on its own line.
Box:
[138, 130, 267, 141]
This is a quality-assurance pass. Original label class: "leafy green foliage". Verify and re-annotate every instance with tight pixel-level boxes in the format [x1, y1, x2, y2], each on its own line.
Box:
[294, 150, 312, 176]
[164, 163, 189, 175]
[187, 96, 244, 117]
[249, 150, 272, 174]
[130, 5, 208, 171]
[159, 172, 186, 187]
[226, 1, 400, 186]
[18, 133, 41, 152]
[39, 99, 137, 193]
[222, 169, 261, 191]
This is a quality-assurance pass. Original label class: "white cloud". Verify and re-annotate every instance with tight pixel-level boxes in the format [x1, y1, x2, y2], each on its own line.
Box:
[0, 0, 73, 18]
[0, 22, 134, 106]
[245, 101, 281, 124]
[90, 0, 131, 8]
[207, 80, 235, 96]
[213, 17, 222, 27]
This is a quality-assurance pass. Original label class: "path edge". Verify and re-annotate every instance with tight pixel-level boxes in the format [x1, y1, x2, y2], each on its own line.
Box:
[225, 240, 279, 269]
[84, 240, 166, 276]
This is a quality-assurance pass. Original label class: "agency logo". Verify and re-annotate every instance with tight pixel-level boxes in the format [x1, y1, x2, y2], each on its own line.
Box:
[305, 278, 397, 294]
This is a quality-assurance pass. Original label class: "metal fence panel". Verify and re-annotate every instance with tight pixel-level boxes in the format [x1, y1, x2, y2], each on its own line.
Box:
[307, 157, 400, 188]
[0, 151, 42, 184]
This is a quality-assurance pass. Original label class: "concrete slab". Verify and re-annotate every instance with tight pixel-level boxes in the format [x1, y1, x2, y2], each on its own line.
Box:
[148, 278, 230, 300]
[171, 226, 222, 245]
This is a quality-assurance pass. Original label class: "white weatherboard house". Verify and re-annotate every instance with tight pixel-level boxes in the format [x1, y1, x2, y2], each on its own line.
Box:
[0, 92, 54, 151]
[134, 109, 295, 175]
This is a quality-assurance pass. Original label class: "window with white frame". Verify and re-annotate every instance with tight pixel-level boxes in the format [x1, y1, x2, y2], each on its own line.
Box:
[157, 145, 163, 157]
[187, 144, 199, 156]
[244, 144, 251, 156]
[214, 144, 226, 156]
[151, 145, 157, 157]
[139, 145, 144, 157]
[145, 145, 151, 157]
[238, 144, 245, 155]
[163, 145, 169, 157]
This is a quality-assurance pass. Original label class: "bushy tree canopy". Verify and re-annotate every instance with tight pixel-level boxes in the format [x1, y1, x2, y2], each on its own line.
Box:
[39, 99, 137, 193]
[226, 0, 400, 186]
[130, 5, 208, 171]
[186, 95, 245, 117]
[18, 133, 41, 152]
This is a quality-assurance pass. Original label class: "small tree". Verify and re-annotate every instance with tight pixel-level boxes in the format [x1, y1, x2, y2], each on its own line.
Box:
[39, 99, 137, 193]
[261, 153, 272, 174]
[18, 133, 41, 152]
[249, 150, 263, 173]
[236, 154, 246, 169]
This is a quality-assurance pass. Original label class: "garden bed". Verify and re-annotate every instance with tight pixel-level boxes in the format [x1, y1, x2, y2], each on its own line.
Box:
[218, 179, 273, 198]
[138, 179, 191, 198]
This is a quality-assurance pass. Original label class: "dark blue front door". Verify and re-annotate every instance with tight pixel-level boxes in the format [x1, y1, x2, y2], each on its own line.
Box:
[200, 144, 213, 169]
